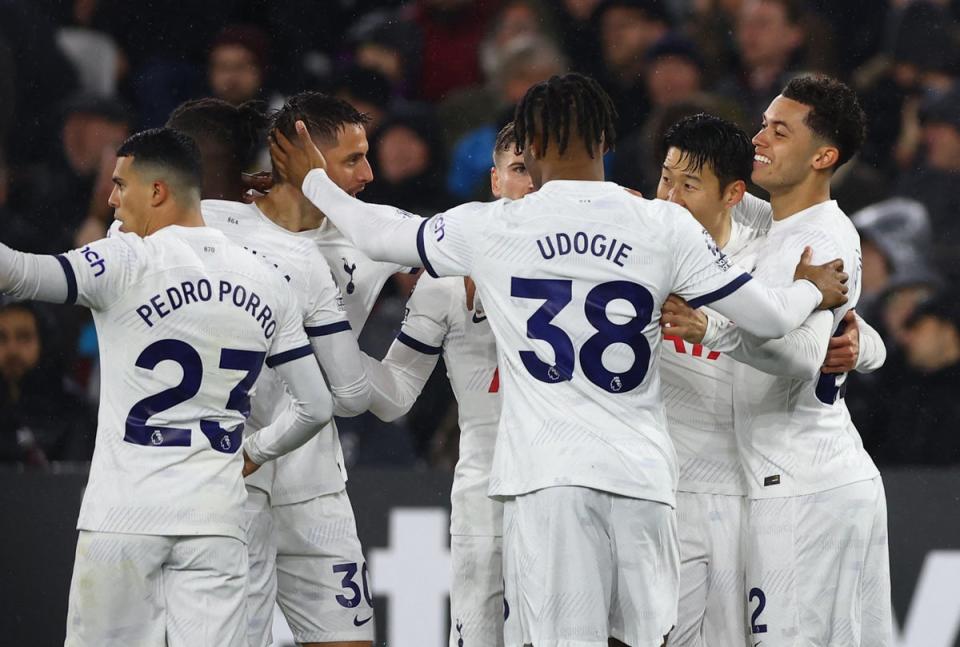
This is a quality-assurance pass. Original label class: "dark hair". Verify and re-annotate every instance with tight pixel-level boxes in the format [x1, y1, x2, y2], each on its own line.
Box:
[662, 113, 753, 191]
[514, 72, 618, 158]
[167, 98, 267, 169]
[116, 128, 202, 192]
[781, 74, 867, 169]
[764, 0, 805, 26]
[493, 121, 518, 162]
[270, 91, 371, 146]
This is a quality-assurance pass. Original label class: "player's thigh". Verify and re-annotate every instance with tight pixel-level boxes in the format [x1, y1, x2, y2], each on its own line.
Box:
[450, 534, 505, 647]
[859, 478, 893, 647]
[164, 535, 248, 647]
[670, 492, 710, 647]
[503, 486, 616, 647]
[748, 481, 888, 647]
[273, 490, 375, 645]
[65, 531, 171, 647]
[609, 495, 679, 647]
[245, 485, 279, 647]
[703, 494, 749, 647]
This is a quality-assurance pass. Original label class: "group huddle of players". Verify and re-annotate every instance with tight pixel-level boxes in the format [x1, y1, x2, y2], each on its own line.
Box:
[0, 70, 892, 647]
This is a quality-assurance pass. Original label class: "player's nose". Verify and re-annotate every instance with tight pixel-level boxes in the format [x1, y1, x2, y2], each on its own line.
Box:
[357, 158, 374, 185]
[107, 185, 120, 209]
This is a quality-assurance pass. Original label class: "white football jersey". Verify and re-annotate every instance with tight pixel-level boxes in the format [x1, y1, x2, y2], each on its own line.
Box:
[732, 200, 879, 498]
[661, 193, 771, 495]
[312, 216, 413, 331]
[417, 180, 754, 507]
[202, 200, 350, 504]
[397, 275, 502, 536]
[63, 226, 309, 540]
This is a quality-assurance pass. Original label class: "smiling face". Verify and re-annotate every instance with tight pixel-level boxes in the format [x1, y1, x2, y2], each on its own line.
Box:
[751, 94, 828, 193]
[657, 146, 743, 226]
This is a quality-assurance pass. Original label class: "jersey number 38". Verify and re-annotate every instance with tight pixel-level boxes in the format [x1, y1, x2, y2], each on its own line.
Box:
[512, 278, 653, 394]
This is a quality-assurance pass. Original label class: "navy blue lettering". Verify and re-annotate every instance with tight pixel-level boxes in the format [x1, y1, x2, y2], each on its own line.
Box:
[246, 292, 261, 317]
[150, 294, 170, 318]
[257, 305, 272, 328]
[136, 305, 153, 327]
[232, 284, 247, 308]
[264, 320, 277, 339]
[197, 279, 212, 301]
[181, 281, 198, 304]
[537, 237, 556, 260]
[613, 242, 632, 267]
[556, 232, 571, 255]
[590, 234, 607, 257]
[219, 280, 232, 301]
[166, 286, 184, 311]
[573, 231, 589, 254]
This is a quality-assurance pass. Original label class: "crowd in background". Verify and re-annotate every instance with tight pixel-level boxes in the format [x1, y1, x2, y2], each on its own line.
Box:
[1, 0, 959, 469]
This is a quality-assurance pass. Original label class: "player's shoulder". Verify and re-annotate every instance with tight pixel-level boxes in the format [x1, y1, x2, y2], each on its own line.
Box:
[732, 192, 773, 233]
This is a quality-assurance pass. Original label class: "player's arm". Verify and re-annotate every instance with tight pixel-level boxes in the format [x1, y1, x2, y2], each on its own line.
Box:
[851, 313, 886, 373]
[242, 353, 334, 473]
[669, 208, 847, 339]
[362, 277, 450, 421]
[302, 257, 371, 416]
[0, 234, 142, 308]
[242, 284, 334, 472]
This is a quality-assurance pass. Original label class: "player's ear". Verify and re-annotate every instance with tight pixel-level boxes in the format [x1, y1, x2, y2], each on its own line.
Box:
[812, 145, 839, 172]
[490, 167, 502, 198]
[150, 180, 168, 207]
[723, 179, 747, 208]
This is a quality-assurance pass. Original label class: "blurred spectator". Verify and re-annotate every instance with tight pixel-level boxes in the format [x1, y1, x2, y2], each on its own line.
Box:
[349, 10, 423, 99]
[851, 198, 939, 324]
[364, 106, 455, 216]
[333, 65, 394, 137]
[715, 0, 807, 123]
[0, 1, 78, 165]
[445, 35, 567, 199]
[644, 34, 706, 110]
[8, 95, 129, 254]
[0, 301, 95, 467]
[553, 0, 604, 75]
[894, 85, 960, 279]
[868, 292, 960, 465]
[208, 25, 270, 106]
[593, 0, 671, 135]
[55, 0, 126, 98]
[857, 1, 960, 175]
[404, 0, 502, 102]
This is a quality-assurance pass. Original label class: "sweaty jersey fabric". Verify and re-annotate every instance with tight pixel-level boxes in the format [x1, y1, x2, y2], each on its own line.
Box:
[396, 275, 502, 536]
[731, 200, 879, 498]
[660, 192, 771, 495]
[417, 180, 754, 507]
[64, 227, 308, 540]
[202, 200, 349, 502]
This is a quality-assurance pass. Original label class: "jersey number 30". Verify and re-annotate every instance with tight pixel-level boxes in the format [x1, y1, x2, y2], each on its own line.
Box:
[124, 339, 265, 453]
[511, 278, 653, 394]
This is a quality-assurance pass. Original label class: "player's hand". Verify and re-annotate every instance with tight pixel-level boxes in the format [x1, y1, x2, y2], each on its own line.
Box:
[823, 309, 859, 374]
[660, 294, 707, 344]
[242, 450, 261, 477]
[269, 120, 327, 190]
[793, 246, 848, 310]
[241, 171, 273, 203]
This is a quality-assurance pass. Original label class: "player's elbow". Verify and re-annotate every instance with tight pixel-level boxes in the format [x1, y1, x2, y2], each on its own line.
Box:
[331, 381, 373, 418]
[301, 390, 334, 429]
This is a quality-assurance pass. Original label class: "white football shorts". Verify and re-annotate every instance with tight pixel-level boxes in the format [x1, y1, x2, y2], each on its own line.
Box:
[245, 487, 375, 646]
[671, 491, 748, 646]
[502, 486, 679, 647]
[744, 477, 893, 646]
[450, 534, 505, 647]
[66, 530, 247, 647]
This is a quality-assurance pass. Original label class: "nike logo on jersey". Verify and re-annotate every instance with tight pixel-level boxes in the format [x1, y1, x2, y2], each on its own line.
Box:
[353, 615, 372, 627]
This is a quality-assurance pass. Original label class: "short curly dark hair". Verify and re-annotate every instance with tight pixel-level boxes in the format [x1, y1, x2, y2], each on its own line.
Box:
[781, 74, 867, 170]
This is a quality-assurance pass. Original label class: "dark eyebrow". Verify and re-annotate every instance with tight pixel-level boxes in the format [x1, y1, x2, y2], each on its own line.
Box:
[112, 176, 123, 185]
[762, 116, 792, 132]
